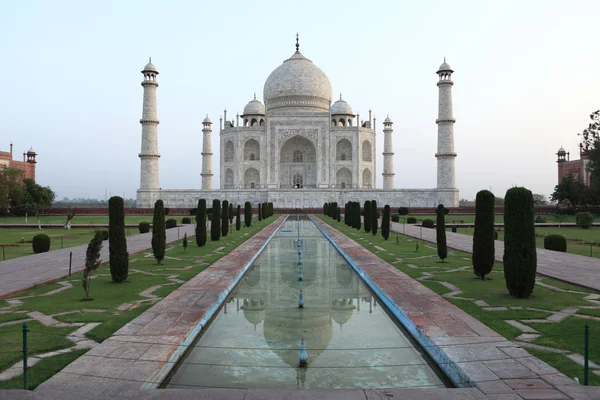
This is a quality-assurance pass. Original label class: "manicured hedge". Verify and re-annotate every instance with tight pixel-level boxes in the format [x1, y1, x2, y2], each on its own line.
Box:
[152, 200, 166, 264]
[422, 219, 434, 228]
[436, 204, 447, 261]
[391, 215, 400, 223]
[138, 222, 150, 234]
[407, 217, 417, 224]
[196, 199, 207, 247]
[166, 219, 177, 229]
[576, 212, 594, 229]
[32, 234, 50, 253]
[544, 234, 567, 252]
[181, 217, 192, 224]
[109, 196, 128, 283]
[472, 190, 495, 280]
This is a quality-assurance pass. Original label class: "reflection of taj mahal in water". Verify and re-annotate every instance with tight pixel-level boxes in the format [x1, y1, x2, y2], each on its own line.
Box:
[136, 36, 459, 209]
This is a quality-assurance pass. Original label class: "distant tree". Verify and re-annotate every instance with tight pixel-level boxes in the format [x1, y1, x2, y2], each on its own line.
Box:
[472, 190, 495, 280]
[458, 198, 474, 207]
[18, 178, 55, 229]
[0, 166, 24, 211]
[504, 187, 536, 298]
[196, 199, 207, 247]
[229, 203, 233, 223]
[494, 197, 505, 206]
[235, 205, 241, 231]
[436, 204, 447, 262]
[221, 200, 229, 237]
[83, 230, 103, 301]
[211, 199, 221, 241]
[532, 194, 548, 205]
[371, 200, 378, 236]
[108, 196, 128, 283]
[337, 206, 341, 222]
[355, 202, 361, 230]
[262, 202, 267, 219]
[579, 110, 600, 201]
[364, 200, 372, 233]
[551, 174, 587, 211]
[258, 202, 262, 221]
[63, 207, 77, 230]
[244, 201, 252, 227]
[381, 204, 391, 240]
[323, 202, 328, 216]
[183, 232, 188, 251]
[152, 199, 166, 264]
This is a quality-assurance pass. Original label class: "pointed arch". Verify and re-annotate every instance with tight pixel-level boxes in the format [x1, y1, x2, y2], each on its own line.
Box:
[362, 168, 372, 188]
[336, 139, 352, 161]
[336, 167, 352, 189]
[224, 140, 234, 162]
[244, 167, 260, 189]
[244, 139, 260, 161]
[362, 140, 372, 161]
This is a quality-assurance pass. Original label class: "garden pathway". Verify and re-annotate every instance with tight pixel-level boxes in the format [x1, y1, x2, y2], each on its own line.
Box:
[390, 221, 600, 292]
[0, 225, 197, 298]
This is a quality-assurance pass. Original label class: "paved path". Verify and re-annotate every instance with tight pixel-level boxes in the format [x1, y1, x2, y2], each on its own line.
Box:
[390, 221, 600, 292]
[0, 225, 197, 298]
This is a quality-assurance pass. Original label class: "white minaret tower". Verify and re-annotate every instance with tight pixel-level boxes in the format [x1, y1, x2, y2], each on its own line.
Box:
[435, 58, 457, 189]
[382, 116, 395, 189]
[139, 58, 160, 190]
[201, 115, 213, 189]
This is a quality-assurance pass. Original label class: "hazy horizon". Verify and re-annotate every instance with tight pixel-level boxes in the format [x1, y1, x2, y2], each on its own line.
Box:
[2, 0, 598, 202]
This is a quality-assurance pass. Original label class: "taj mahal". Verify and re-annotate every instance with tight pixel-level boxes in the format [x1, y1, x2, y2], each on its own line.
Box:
[136, 37, 459, 209]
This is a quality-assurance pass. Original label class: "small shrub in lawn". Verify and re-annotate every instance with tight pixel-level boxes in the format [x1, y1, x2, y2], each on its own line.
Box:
[451, 226, 457, 233]
[494, 231, 499, 240]
[535, 215, 547, 223]
[189, 208, 197, 215]
[391, 215, 399, 223]
[544, 234, 567, 252]
[422, 219, 434, 228]
[32, 234, 51, 253]
[95, 230, 109, 241]
[181, 217, 192, 224]
[138, 222, 150, 234]
[183, 233, 188, 251]
[407, 217, 417, 224]
[398, 207, 409, 215]
[576, 212, 594, 229]
[166, 219, 177, 229]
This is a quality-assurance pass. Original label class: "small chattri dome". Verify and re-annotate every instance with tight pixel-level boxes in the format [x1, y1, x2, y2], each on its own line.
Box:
[203, 115, 211, 124]
[558, 147, 566, 154]
[142, 58, 158, 73]
[27, 147, 36, 154]
[331, 96, 354, 116]
[384, 115, 393, 124]
[243, 96, 266, 116]
[437, 58, 453, 73]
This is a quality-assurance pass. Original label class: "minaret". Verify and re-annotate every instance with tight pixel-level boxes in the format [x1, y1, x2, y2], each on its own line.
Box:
[382, 116, 394, 189]
[201, 116, 213, 189]
[139, 58, 160, 190]
[435, 58, 457, 189]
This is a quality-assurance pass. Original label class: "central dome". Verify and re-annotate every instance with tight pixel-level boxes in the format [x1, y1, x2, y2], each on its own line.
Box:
[263, 50, 332, 112]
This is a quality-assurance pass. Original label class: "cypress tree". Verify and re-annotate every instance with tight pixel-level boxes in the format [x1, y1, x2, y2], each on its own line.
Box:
[258, 203, 262, 221]
[262, 202, 267, 219]
[269, 202, 273, 217]
[221, 200, 229, 237]
[183, 233, 188, 251]
[108, 196, 128, 283]
[244, 201, 252, 227]
[236, 205, 241, 231]
[196, 199, 207, 247]
[152, 199, 166, 264]
[382, 204, 391, 240]
[211, 199, 221, 241]
[355, 202, 361, 230]
[504, 187, 537, 298]
[436, 204, 447, 262]
[364, 200, 372, 233]
[229, 203, 233, 223]
[323, 202, 328, 215]
[371, 200, 378, 236]
[473, 190, 495, 280]
[337, 206, 341, 222]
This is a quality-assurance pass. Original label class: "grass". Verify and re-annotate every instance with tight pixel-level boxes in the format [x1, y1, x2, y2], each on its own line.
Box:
[399, 213, 580, 224]
[0, 312, 29, 324]
[0, 214, 191, 225]
[526, 348, 600, 386]
[319, 215, 600, 385]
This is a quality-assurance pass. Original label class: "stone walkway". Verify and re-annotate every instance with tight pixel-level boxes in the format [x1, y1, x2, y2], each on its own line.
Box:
[390, 221, 600, 292]
[0, 225, 197, 298]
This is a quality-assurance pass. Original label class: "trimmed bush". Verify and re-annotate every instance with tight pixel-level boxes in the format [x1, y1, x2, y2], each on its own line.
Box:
[504, 187, 536, 298]
[576, 212, 594, 229]
[166, 219, 177, 229]
[355, 202, 361, 230]
[211, 199, 221, 241]
[229, 203, 234, 223]
[364, 200, 372, 233]
[534, 215, 547, 223]
[245, 201, 252, 227]
[337, 206, 341, 222]
[236, 205, 241, 231]
[371, 200, 378, 236]
[108, 196, 129, 283]
[95, 230, 109, 241]
[398, 207, 409, 216]
[422, 219, 434, 228]
[189, 208, 197, 215]
[544, 234, 567, 252]
[258, 203, 262, 221]
[183, 233, 188, 251]
[407, 217, 417, 224]
[152, 200, 166, 264]
[196, 199, 207, 247]
[262, 203, 267, 219]
[221, 200, 229, 237]
[436, 204, 448, 262]
[381, 205, 391, 240]
[472, 190, 495, 280]
[32, 234, 50, 253]
[138, 222, 150, 234]
[182, 217, 191, 224]
[451, 226, 457, 233]
[391, 215, 400, 223]
[494, 231, 499, 240]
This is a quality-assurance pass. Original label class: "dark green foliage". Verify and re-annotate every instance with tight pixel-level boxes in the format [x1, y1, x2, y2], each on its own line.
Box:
[371, 200, 378, 235]
[229, 203, 234, 223]
[108, 196, 128, 283]
[444, 207, 450, 215]
[166, 219, 177, 229]
[436, 204, 448, 262]
[262, 203, 267, 219]
[196, 199, 207, 247]
[422, 219, 434, 228]
[407, 217, 417, 224]
[381, 205, 391, 240]
[391, 215, 399, 223]
[32, 233, 50, 253]
[337, 206, 341, 222]
[472, 190, 495, 280]
[138, 222, 150, 234]
[323, 202, 328, 215]
[452, 226, 457, 233]
[183, 233, 188, 251]
[245, 201, 252, 227]
[364, 200, 372, 233]
[355, 202, 361, 230]
[83, 230, 103, 301]
[94, 230, 109, 241]
[268, 202, 273, 217]
[398, 207, 409, 215]
[544, 234, 567, 252]
[575, 212, 594, 229]
[189, 208, 197, 215]
[181, 217, 192, 224]
[534, 215, 547, 223]
[236, 205, 241, 231]
[211, 199, 221, 241]
[152, 199, 166, 264]
[494, 231, 499, 240]
[503, 187, 537, 298]
[258, 203, 262, 221]
[164, 208, 170, 216]
[221, 200, 229, 237]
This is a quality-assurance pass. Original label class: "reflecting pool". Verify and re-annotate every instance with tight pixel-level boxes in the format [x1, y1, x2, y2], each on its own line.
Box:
[165, 216, 449, 389]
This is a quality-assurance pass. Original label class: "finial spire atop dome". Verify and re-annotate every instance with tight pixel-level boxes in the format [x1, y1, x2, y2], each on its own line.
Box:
[340, 93, 342, 100]
[253, 93, 256, 100]
[296, 33, 299, 51]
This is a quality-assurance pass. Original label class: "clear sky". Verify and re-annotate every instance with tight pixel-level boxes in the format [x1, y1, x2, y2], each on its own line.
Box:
[1, 0, 598, 202]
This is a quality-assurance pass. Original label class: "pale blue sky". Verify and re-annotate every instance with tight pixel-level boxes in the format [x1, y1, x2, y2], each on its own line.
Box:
[1, 0, 598, 201]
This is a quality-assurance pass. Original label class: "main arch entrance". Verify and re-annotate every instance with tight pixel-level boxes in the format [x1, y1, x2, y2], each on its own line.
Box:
[279, 135, 317, 188]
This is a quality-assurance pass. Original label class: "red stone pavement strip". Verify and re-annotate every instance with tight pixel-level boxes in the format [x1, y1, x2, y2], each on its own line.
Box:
[313, 216, 600, 399]
[0, 225, 197, 299]
[35, 216, 286, 391]
[390, 221, 600, 292]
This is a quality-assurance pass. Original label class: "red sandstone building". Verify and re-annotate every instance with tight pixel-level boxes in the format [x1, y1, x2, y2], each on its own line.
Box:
[556, 145, 590, 187]
[0, 143, 37, 181]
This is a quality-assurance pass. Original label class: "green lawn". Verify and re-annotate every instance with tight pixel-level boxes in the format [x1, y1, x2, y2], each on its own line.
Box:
[526, 348, 600, 386]
[0, 215, 276, 389]
[0, 215, 191, 225]
[319, 216, 600, 385]
[399, 213, 580, 224]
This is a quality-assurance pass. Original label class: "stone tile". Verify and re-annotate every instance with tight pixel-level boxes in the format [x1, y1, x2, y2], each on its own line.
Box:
[117, 360, 163, 383]
[455, 361, 500, 382]
[513, 388, 570, 399]
[505, 320, 539, 333]
[483, 360, 539, 379]
[60, 355, 102, 374]
[84, 357, 136, 379]
[555, 385, 600, 399]
[485, 395, 524, 400]
[365, 388, 487, 399]
[139, 344, 178, 362]
[107, 342, 153, 360]
[504, 379, 553, 389]
[475, 380, 516, 394]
